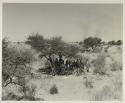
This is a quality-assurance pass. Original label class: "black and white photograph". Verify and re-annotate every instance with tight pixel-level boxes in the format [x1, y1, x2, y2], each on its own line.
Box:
[1, 0, 123, 101]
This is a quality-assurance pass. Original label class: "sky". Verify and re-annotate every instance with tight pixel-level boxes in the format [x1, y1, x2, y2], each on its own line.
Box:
[3, 3, 123, 42]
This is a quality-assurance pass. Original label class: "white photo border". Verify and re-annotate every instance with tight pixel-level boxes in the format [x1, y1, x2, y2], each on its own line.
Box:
[0, 0, 124, 103]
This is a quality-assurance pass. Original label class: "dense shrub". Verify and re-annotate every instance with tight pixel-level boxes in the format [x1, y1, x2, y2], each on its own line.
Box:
[2, 38, 35, 87]
[108, 40, 122, 46]
[2, 84, 44, 101]
[26, 33, 80, 75]
[83, 37, 102, 51]
[2, 92, 21, 100]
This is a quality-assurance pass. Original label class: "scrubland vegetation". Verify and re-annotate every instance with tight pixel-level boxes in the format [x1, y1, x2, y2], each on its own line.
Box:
[2, 33, 122, 101]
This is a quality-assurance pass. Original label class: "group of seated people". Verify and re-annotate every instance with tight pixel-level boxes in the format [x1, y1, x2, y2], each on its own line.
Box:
[46, 54, 89, 75]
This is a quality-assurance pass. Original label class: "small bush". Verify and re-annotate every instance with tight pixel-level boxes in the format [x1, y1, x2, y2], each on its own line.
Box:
[93, 53, 107, 75]
[18, 83, 37, 99]
[26, 84, 37, 98]
[49, 84, 58, 94]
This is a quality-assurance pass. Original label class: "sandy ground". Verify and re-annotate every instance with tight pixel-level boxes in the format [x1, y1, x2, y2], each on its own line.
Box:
[2, 67, 122, 101]
[25, 71, 122, 101]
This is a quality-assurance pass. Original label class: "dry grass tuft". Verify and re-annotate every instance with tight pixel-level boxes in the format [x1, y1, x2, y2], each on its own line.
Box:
[93, 53, 107, 75]
[49, 84, 58, 95]
[91, 74, 122, 101]
[110, 60, 122, 71]
[83, 76, 93, 88]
